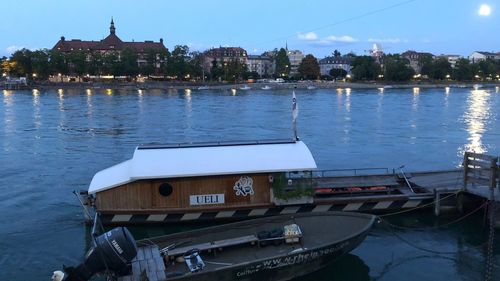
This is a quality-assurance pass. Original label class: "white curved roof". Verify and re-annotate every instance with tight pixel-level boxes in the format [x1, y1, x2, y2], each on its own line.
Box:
[88, 140, 317, 194]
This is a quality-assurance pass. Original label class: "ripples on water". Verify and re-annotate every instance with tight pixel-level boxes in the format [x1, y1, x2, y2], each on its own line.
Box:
[0, 87, 499, 280]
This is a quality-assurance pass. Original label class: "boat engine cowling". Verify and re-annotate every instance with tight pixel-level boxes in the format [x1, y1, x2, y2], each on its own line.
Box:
[60, 227, 137, 281]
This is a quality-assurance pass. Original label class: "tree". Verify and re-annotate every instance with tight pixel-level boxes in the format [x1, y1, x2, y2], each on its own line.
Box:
[383, 54, 414, 81]
[67, 51, 87, 76]
[275, 48, 290, 78]
[226, 59, 247, 82]
[1, 58, 18, 76]
[165, 45, 190, 78]
[453, 58, 474, 81]
[188, 51, 204, 79]
[119, 47, 139, 76]
[101, 51, 119, 75]
[49, 50, 68, 75]
[209, 59, 223, 81]
[243, 71, 260, 80]
[477, 58, 497, 79]
[298, 54, 320, 80]
[429, 57, 451, 80]
[87, 52, 103, 76]
[332, 50, 341, 57]
[140, 49, 157, 75]
[329, 68, 347, 78]
[31, 49, 50, 79]
[418, 54, 434, 76]
[350, 56, 381, 80]
[10, 48, 33, 76]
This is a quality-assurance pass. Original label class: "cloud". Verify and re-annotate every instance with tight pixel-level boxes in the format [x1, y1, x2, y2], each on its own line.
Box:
[297, 32, 318, 41]
[324, 35, 357, 43]
[4, 45, 38, 56]
[368, 38, 408, 44]
[6, 45, 26, 54]
[186, 42, 206, 51]
[298, 32, 358, 47]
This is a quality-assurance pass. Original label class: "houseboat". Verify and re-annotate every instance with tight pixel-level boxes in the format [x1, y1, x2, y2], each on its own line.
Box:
[79, 138, 464, 225]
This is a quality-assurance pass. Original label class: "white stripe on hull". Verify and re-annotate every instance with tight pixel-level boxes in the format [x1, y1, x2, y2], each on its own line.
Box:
[111, 214, 132, 222]
[249, 209, 268, 216]
[373, 201, 393, 210]
[215, 211, 235, 218]
[403, 200, 422, 208]
[343, 203, 363, 211]
[281, 206, 300, 214]
[181, 213, 202, 221]
[312, 205, 332, 212]
[147, 214, 167, 222]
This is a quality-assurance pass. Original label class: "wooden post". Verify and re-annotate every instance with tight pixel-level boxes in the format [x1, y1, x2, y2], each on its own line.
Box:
[489, 157, 497, 193]
[434, 189, 441, 217]
[457, 192, 464, 214]
[463, 152, 470, 190]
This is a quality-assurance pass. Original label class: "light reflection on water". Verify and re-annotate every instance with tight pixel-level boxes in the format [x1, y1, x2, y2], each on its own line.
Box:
[2, 90, 14, 139]
[460, 89, 491, 155]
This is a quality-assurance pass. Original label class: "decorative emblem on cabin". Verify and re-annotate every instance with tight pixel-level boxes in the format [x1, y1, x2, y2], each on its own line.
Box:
[234, 176, 254, 196]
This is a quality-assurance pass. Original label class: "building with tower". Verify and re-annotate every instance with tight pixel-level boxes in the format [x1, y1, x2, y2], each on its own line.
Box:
[52, 19, 168, 74]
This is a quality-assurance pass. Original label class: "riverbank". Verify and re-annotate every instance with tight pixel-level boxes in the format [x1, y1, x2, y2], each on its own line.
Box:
[3, 80, 500, 91]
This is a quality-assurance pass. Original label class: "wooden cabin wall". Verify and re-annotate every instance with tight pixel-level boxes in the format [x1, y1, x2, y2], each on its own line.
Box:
[95, 174, 271, 211]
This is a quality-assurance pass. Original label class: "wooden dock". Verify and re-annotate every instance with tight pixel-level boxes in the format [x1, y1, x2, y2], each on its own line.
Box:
[463, 152, 499, 201]
[118, 245, 166, 281]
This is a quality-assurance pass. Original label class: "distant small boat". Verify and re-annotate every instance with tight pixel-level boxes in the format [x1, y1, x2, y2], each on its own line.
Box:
[55, 212, 376, 281]
[473, 84, 483, 89]
[383, 85, 393, 89]
[197, 86, 209, 90]
[307, 85, 316, 90]
[240, 85, 251, 90]
[261, 85, 272, 90]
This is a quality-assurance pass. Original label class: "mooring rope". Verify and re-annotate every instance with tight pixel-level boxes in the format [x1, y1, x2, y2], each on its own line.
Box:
[379, 201, 490, 256]
[380, 201, 488, 231]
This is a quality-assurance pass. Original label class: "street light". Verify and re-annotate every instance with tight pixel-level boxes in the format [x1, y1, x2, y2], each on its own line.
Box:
[224, 62, 228, 81]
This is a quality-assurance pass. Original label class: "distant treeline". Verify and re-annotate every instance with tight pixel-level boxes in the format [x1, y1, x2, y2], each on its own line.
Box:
[2, 46, 500, 82]
[349, 54, 500, 82]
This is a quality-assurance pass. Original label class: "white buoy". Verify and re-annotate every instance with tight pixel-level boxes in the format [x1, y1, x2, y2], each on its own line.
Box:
[52, 271, 65, 281]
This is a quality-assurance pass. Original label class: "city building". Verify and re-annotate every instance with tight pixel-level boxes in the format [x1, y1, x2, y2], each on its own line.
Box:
[468, 51, 500, 63]
[368, 43, 384, 62]
[203, 47, 248, 72]
[247, 55, 274, 77]
[438, 54, 461, 68]
[52, 19, 167, 73]
[287, 49, 304, 76]
[318, 56, 351, 76]
[401, 50, 434, 73]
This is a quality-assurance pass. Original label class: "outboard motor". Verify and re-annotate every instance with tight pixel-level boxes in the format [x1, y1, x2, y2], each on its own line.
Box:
[55, 227, 137, 281]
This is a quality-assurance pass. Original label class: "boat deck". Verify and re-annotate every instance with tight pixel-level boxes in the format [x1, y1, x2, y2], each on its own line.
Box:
[310, 169, 463, 199]
[118, 213, 374, 281]
[118, 245, 166, 281]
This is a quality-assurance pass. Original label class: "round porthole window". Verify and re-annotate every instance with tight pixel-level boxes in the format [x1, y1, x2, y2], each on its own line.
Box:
[159, 183, 173, 197]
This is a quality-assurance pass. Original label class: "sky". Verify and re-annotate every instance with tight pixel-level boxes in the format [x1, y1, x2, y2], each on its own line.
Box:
[0, 0, 498, 58]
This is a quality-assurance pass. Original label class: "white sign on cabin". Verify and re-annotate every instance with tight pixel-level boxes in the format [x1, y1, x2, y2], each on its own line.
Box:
[189, 194, 225, 206]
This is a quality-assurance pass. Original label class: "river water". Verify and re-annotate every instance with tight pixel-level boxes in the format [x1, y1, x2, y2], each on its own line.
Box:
[0, 86, 499, 280]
